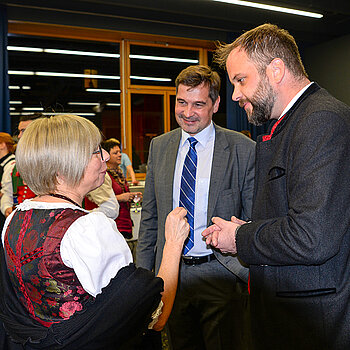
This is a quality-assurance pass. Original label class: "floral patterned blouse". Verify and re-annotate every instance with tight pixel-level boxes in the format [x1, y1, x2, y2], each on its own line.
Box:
[2, 200, 132, 297]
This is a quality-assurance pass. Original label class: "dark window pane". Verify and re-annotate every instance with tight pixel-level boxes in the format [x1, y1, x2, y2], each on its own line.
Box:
[208, 51, 227, 128]
[131, 94, 164, 172]
[130, 45, 199, 87]
[8, 35, 120, 134]
[170, 94, 178, 130]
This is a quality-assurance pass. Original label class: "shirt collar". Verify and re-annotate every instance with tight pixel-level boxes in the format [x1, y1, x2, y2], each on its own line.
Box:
[278, 82, 314, 120]
[0, 153, 12, 164]
[180, 122, 215, 148]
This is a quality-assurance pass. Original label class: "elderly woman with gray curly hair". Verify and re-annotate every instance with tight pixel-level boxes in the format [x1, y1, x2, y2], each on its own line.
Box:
[0, 115, 189, 350]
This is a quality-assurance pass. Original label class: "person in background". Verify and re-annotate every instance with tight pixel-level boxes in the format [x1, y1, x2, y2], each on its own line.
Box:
[102, 138, 142, 239]
[84, 173, 120, 220]
[1, 114, 42, 218]
[109, 139, 139, 185]
[137, 65, 255, 350]
[0, 114, 189, 349]
[203, 23, 350, 350]
[122, 152, 139, 185]
[0, 133, 16, 230]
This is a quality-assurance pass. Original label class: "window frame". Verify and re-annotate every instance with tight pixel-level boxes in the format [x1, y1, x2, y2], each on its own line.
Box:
[8, 21, 214, 179]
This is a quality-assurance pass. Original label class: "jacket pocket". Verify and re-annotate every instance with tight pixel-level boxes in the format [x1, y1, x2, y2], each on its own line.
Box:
[276, 265, 336, 298]
[276, 288, 336, 298]
[267, 166, 285, 181]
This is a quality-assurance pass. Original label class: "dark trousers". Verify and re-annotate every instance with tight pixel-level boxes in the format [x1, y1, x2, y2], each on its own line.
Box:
[167, 258, 252, 350]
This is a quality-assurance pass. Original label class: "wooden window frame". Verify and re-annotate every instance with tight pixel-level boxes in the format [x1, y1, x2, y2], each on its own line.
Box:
[8, 21, 214, 179]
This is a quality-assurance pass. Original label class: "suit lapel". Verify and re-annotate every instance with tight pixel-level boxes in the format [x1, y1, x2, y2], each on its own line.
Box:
[164, 129, 181, 212]
[207, 125, 230, 224]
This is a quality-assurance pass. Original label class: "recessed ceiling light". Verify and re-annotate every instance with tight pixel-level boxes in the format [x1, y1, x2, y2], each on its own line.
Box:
[41, 112, 96, 116]
[22, 107, 44, 111]
[86, 89, 121, 93]
[8, 70, 120, 80]
[131, 75, 172, 82]
[35, 72, 120, 79]
[7, 46, 119, 58]
[7, 46, 43, 52]
[213, 0, 323, 18]
[9, 85, 31, 90]
[43, 48, 119, 58]
[68, 102, 100, 106]
[130, 54, 198, 63]
[8, 70, 34, 75]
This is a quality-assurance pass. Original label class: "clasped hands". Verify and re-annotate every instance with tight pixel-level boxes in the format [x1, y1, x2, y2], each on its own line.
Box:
[202, 216, 247, 254]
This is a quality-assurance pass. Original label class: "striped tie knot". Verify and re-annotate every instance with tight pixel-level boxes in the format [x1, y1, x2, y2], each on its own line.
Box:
[188, 137, 198, 149]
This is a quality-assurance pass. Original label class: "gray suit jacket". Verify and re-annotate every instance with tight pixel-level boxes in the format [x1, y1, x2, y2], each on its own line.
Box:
[136, 124, 255, 282]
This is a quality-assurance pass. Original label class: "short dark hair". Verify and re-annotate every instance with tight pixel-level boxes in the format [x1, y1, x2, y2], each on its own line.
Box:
[19, 113, 44, 123]
[214, 23, 308, 79]
[102, 138, 120, 154]
[175, 65, 221, 104]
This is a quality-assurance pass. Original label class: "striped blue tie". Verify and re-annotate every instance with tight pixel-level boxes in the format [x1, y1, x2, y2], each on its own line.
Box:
[179, 137, 198, 255]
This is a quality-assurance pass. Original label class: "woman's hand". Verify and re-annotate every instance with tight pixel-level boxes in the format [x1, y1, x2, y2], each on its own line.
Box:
[164, 207, 189, 246]
[116, 192, 134, 202]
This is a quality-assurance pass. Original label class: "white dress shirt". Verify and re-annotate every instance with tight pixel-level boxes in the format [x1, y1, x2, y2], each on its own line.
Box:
[173, 122, 215, 256]
[278, 82, 314, 119]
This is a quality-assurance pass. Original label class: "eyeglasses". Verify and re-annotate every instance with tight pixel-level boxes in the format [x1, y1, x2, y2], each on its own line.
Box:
[92, 145, 104, 161]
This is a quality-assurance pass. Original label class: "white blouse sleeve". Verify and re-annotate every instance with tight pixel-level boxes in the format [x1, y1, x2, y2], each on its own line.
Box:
[1, 161, 15, 215]
[60, 212, 133, 297]
[86, 173, 120, 220]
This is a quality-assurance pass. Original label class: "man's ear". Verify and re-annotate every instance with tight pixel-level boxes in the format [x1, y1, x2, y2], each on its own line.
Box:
[213, 96, 220, 113]
[267, 58, 285, 84]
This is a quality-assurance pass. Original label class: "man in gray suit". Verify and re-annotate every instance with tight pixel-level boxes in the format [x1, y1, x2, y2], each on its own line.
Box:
[203, 24, 350, 350]
[136, 65, 255, 350]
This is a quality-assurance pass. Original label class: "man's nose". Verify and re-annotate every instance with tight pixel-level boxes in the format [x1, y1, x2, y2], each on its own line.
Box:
[231, 86, 242, 102]
[183, 105, 193, 117]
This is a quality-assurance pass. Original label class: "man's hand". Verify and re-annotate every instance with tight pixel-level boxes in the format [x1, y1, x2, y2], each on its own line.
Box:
[202, 217, 242, 254]
[231, 215, 246, 225]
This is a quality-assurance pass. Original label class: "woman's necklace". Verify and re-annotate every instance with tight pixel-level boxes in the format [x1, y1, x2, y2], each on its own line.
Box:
[48, 193, 82, 208]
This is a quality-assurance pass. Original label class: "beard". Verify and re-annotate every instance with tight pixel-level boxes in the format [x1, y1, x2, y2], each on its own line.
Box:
[241, 75, 276, 126]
